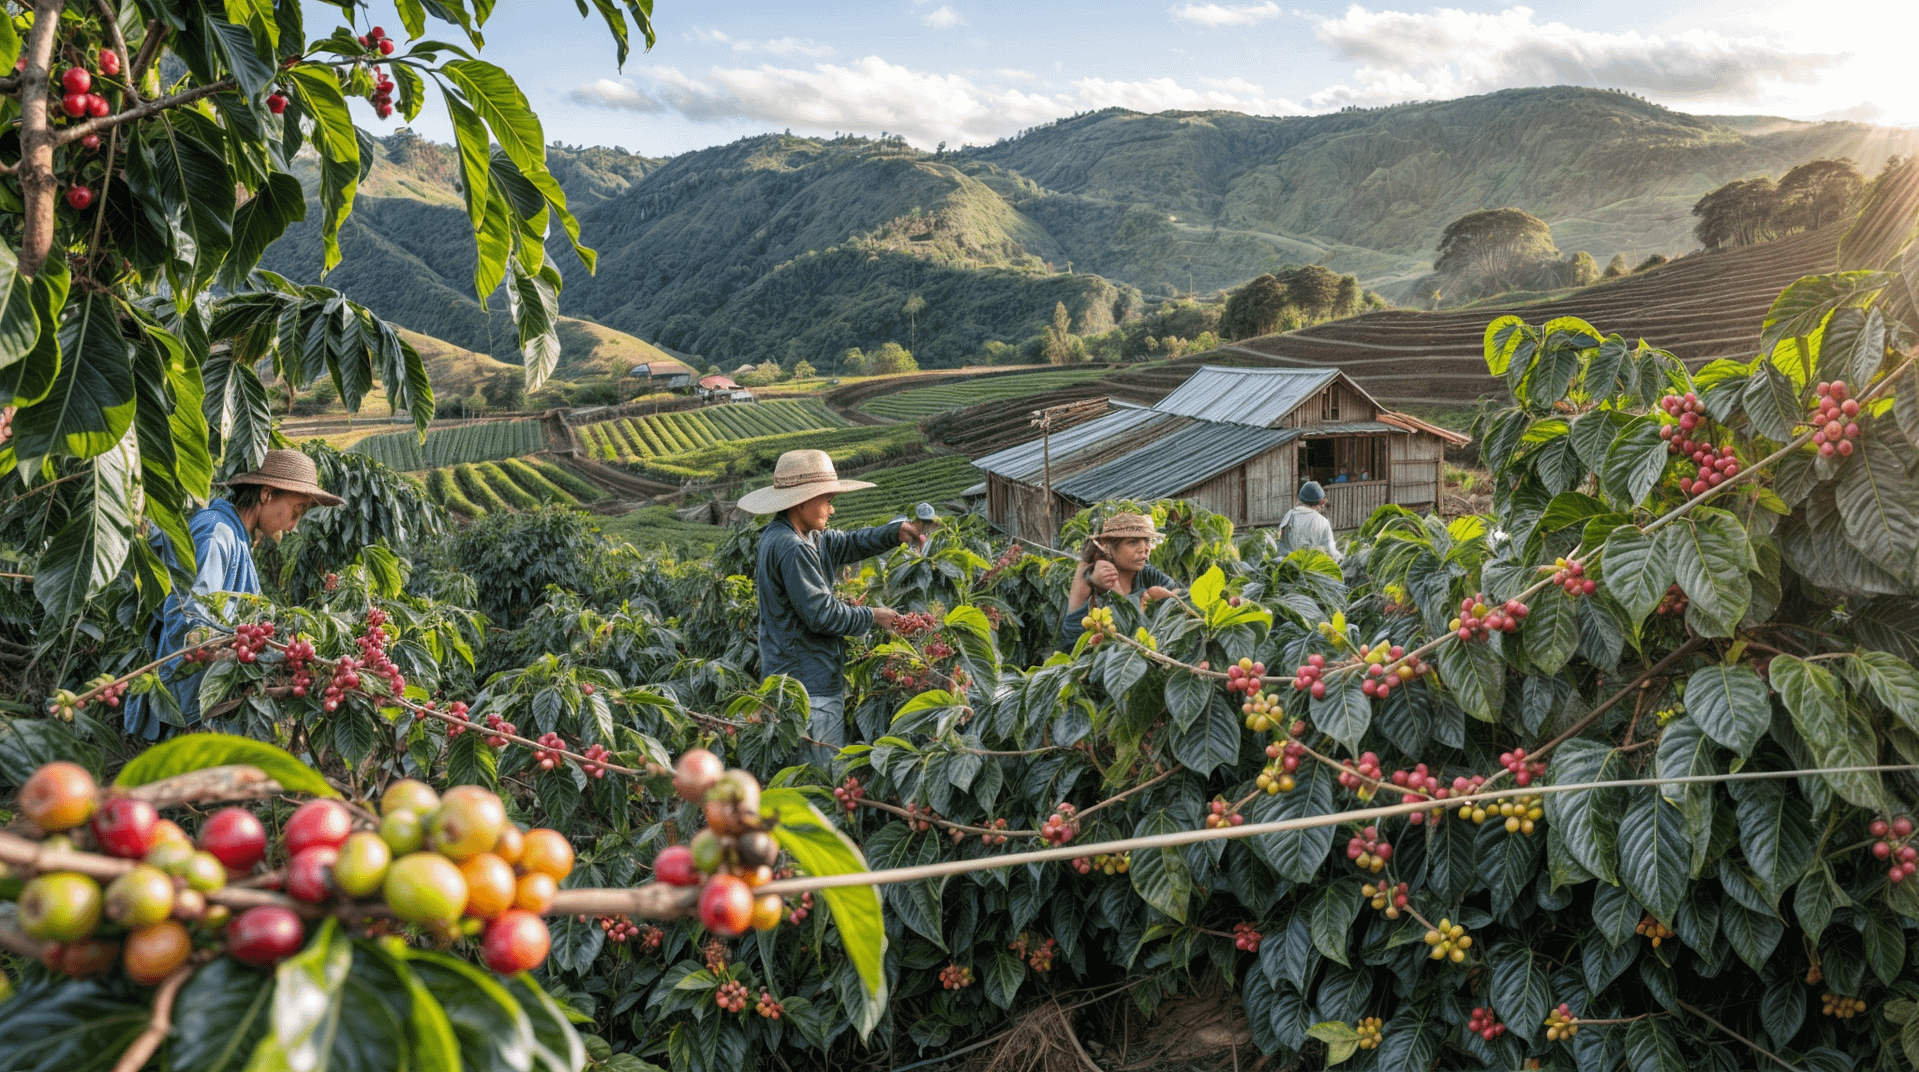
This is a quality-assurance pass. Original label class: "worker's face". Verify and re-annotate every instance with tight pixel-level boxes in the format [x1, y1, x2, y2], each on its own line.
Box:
[255, 491, 315, 541]
[791, 493, 837, 534]
[1110, 537, 1152, 573]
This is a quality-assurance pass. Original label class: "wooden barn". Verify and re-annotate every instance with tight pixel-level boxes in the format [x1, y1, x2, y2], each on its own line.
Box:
[975, 366, 1468, 544]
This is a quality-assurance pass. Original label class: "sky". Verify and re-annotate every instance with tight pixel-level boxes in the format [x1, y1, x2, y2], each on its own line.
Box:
[316, 0, 1919, 156]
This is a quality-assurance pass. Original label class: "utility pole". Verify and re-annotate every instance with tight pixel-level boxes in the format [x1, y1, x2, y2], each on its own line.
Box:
[1030, 397, 1112, 542]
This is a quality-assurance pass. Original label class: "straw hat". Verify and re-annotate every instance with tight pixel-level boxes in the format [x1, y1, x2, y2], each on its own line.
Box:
[224, 449, 344, 507]
[1095, 511, 1161, 543]
[738, 450, 875, 514]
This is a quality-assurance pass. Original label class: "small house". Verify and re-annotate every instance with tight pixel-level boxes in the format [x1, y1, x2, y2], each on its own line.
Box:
[975, 366, 1467, 543]
[628, 361, 694, 389]
[697, 374, 752, 403]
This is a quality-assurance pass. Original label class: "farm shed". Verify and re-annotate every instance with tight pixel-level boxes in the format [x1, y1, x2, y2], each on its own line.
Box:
[629, 361, 694, 389]
[975, 366, 1468, 543]
[697, 374, 753, 403]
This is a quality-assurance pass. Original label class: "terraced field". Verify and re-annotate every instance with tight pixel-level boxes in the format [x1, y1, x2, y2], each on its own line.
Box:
[579, 400, 846, 463]
[352, 419, 548, 472]
[830, 456, 982, 528]
[423, 457, 601, 519]
[640, 425, 924, 483]
[1230, 225, 1843, 404]
[858, 369, 1115, 419]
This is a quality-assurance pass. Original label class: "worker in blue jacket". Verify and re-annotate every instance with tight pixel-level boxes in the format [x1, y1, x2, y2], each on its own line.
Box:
[741, 450, 934, 759]
[123, 450, 341, 740]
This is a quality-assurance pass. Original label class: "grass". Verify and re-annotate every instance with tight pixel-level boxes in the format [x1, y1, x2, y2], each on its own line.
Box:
[581, 400, 847, 463]
[353, 419, 548, 471]
[858, 369, 1114, 419]
[830, 456, 981, 527]
[596, 506, 727, 557]
[528, 459, 604, 502]
[454, 463, 512, 513]
[478, 462, 542, 509]
[429, 468, 485, 518]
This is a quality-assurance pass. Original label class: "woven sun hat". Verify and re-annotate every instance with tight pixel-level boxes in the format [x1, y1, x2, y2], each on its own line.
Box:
[1096, 511, 1162, 543]
[224, 449, 344, 507]
[738, 449, 876, 514]
[1298, 481, 1326, 504]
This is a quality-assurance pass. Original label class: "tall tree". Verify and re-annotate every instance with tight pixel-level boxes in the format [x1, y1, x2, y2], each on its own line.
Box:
[1775, 158, 1864, 232]
[1221, 274, 1291, 339]
[902, 293, 926, 351]
[1046, 301, 1073, 364]
[1432, 208, 1559, 299]
[1692, 178, 1782, 249]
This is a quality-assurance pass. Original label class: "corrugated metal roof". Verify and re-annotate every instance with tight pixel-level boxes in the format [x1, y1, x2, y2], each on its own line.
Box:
[973, 408, 1178, 481]
[1299, 421, 1410, 436]
[1057, 420, 1297, 503]
[1153, 366, 1339, 427]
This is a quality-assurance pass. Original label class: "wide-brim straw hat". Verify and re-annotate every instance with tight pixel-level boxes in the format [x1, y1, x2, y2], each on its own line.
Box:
[224, 449, 345, 507]
[738, 449, 875, 514]
[1094, 511, 1162, 543]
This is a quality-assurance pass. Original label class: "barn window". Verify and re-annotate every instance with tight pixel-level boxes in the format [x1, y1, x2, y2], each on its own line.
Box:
[1319, 390, 1340, 421]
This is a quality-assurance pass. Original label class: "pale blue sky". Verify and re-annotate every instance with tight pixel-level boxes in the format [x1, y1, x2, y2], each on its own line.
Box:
[311, 0, 1918, 156]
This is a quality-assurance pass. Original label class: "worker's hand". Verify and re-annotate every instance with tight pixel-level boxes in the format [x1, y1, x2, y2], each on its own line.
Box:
[872, 607, 900, 631]
[900, 519, 938, 545]
[1143, 585, 1177, 603]
[1089, 560, 1120, 592]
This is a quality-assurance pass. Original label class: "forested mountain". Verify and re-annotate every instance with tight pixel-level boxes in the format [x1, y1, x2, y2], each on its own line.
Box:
[256, 87, 1919, 372]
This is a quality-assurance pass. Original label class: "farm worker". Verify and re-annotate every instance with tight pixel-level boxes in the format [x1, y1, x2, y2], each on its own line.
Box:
[1275, 481, 1342, 563]
[740, 450, 936, 759]
[1058, 512, 1181, 651]
[123, 450, 343, 740]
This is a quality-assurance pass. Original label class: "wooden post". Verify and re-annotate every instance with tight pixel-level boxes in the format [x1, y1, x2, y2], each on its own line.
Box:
[1040, 411, 1054, 541]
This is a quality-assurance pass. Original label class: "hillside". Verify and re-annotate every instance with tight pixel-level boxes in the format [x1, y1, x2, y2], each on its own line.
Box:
[255, 89, 1919, 374]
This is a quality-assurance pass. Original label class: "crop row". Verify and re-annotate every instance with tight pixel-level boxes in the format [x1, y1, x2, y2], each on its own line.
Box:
[640, 425, 924, 483]
[423, 457, 601, 519]
[829, 456, 981, 528]
[859, 370, 1113, 420]
[352, 420, 548, 472]
[580, 400, 845, 462]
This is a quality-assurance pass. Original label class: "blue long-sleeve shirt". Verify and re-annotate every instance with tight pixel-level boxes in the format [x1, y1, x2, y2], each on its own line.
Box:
[122, 499, 260, 740]
[755, 515, 905, 698]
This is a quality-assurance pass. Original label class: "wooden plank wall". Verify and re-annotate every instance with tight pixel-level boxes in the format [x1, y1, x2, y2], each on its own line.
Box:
[1183, 468, 1248, 526]
[1245, 447, 1293, 526]
[1324, 480, 1389, 530]
[1388, 434, 1443, 509]
[1280, 381, 1380, 428]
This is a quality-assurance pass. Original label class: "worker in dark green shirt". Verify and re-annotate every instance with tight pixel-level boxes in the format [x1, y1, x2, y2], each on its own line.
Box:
[1059, 512, 1180, 650]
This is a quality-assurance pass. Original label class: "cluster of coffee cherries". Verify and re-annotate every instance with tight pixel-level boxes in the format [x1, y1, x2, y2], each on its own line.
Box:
[1357, 642, 1426, 701]
[1655, 584, 1690, 617]
[1450, 595, 1526, 642]
[1387, 764, 1443, 823]
[1544, 1004, 1581, 1040]
[893, 611, 940, 637]
[902, 802, 941, 834]
[599, 914, 644, 943]
[940, 963, 975, 990]
[1232, 921, 1262, 952]
[1346, 826, 1391, 872]
[1070, 852, 1131, 876]
[1363, 881, 1409, 919]
[283, 637, 317, 697]
[357, 24, 399, 55]
[1658, 394, 1741, 495]
[1809, 381, 1862, 458]
[1823, 993, 1867, 1019]
[715, 979, 750, 1013]
[832, 776, 865, 814]
[1463, 795, 1543, 836]
[46, 674, 131, 720]
[480, 713, 519, 749]
[1226, 658, 1267, 696]
[1204, 798, 1245, 829]
[1010, 933, 1056, 972]
[1041, 803, 1078, 845]
[648, 751, 787, 936]
[232, 621, 277, 664]
[1355, 1017, 1384, 1049]
[1869, 816, 1918, 883]
[1078, 606, 1116, 645]
[755, 988, 784, 1019]
[979, 818, 1011, 846]
[1498, 747, 1547, 787]
[56, 54, 117, 124]
[1290, 654, 1331, 701]
[534, 733, 568, 770]
[1547, 558, 1597, 598]
[439, 700, 475, 736]
[1635, 915, 1674, 948]
[978, 543, 1025, 587]
[1423, 918, 1472, 962]
[1467, 1007, 1507, 1041]
[784, 888, 813, 925]
[1257, 730, 1308, 795]
[1241, 681, 1285, 732]
[1336, 752, 1387, 798]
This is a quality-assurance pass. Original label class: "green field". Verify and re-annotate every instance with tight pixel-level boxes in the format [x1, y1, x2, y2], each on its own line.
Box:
[857, 369, 1113, 420]
[829, 456, 981, 527]
[421, 455, 592, 518]
[595, 506, 727, 557]
[352, 419, 548, 472]
[580, 400, 846, 463]
[641, 425, 923, 483]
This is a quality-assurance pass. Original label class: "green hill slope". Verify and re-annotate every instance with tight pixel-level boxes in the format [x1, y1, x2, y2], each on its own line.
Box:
[255, 90, 1919, 374]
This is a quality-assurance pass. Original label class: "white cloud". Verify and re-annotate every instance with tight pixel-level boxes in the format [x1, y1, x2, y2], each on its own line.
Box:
[1168, 1, 1282, 28]
[1303, 5, 1840, 109]
[690, 27, 834, 56]
[922, 5, 965, 29]
[691, 28, 731, 44]
[568, 58, 1069, 145]
[1072, 75, 1304, 115]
